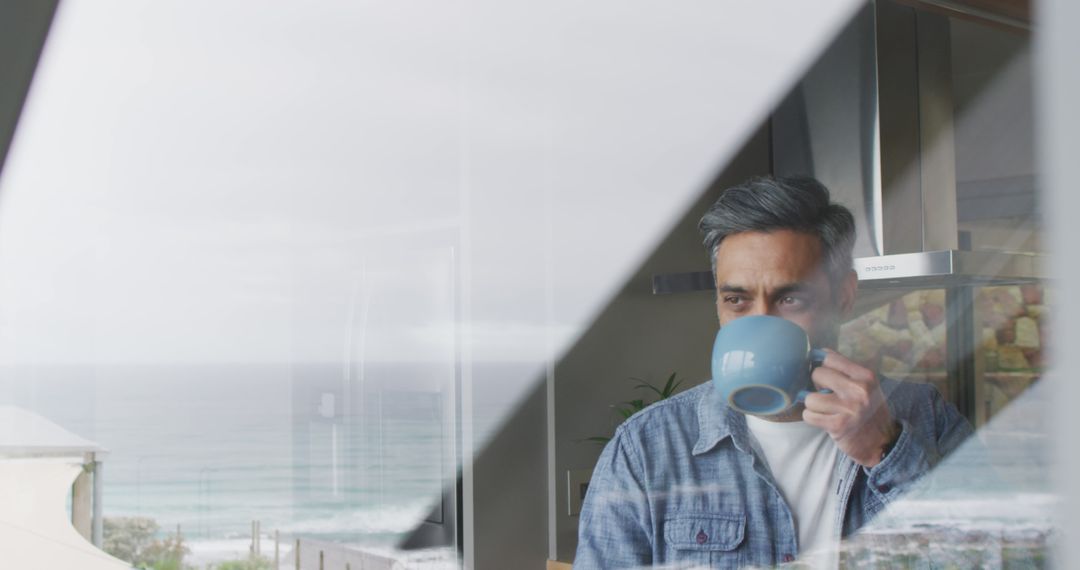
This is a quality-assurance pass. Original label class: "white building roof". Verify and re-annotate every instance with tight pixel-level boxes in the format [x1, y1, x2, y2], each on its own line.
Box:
[0, 405, 106, 458]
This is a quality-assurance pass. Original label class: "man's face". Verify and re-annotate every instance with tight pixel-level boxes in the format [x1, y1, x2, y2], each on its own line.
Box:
[712, 229, 855, 347]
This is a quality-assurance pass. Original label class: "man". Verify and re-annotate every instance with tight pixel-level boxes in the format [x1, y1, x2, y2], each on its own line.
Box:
[574, 176, 972, 568]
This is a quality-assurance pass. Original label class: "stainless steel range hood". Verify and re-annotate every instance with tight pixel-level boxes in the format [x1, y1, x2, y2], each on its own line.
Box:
[655, 1, 1043, 295]
[886, 5, 1037, 288]
[853, 249, 1041, 289]
[777, 0, 1044, 289]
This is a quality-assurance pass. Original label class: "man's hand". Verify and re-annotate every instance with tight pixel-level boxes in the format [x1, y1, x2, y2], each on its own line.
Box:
[802, 349, 899, 467]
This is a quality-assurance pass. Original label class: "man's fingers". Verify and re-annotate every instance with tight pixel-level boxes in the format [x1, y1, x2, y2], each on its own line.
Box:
[819, 349, 876, 384]
[809, 365, 851, 393]
[810, 364, 882, 413]
[802, 391, 846, 414]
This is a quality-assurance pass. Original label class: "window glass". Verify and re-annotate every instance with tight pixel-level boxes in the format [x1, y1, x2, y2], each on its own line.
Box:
[1, 0, 1058, 568]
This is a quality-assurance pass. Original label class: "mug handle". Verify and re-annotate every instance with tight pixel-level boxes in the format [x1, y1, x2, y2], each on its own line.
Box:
[796, 387, 833, 403]
[796, 348, 833, 402]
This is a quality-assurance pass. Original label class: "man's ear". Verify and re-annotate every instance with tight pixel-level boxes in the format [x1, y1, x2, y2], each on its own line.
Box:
[838, 270, 858, 316]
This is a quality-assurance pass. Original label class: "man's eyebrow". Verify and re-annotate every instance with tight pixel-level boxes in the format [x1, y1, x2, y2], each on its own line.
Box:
[771, 283, 814, 298]
[715, 283, 815, 296]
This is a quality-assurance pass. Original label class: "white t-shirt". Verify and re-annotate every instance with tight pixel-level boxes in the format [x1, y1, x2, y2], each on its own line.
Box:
[745, 415, 841, 567]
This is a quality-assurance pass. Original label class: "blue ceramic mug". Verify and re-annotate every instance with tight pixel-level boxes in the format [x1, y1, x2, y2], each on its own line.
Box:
[711, 315, 828, 415]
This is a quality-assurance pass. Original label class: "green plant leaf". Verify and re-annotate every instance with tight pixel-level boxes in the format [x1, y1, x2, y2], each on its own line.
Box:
[632, 372, 684, 400]
[581, 371, 684, 446]
[630, 376, 664, 399]
[661, 372, 683, 398]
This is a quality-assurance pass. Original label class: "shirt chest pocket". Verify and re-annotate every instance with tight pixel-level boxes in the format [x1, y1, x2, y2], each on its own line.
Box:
[662, 513, 745, 568]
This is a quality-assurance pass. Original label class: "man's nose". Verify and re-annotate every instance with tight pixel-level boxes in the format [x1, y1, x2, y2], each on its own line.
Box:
[747, 299, 775, 316]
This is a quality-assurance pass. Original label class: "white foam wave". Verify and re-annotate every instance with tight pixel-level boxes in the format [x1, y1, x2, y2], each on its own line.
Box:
[186, 538, 258, 567]
[278, 501, 435, 535]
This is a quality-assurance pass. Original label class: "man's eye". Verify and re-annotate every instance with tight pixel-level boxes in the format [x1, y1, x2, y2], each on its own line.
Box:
[723, 296, 745, 305]
[779, 296, 808, 307]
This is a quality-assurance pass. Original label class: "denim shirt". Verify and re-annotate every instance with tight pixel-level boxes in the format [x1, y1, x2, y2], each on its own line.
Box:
[574, 379, 972, 569]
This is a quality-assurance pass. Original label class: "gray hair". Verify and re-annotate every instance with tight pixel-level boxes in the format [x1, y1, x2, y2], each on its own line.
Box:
[698, 176, 856, 287]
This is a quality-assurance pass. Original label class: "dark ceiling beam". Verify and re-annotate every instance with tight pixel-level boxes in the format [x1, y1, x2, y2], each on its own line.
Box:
[0, 0, 60, 179]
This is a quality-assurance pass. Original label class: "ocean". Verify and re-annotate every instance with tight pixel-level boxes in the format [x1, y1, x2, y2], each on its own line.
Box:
[0, 362, 466, 564]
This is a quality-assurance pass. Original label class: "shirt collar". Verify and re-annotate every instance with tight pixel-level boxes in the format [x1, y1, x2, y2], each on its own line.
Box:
[693, 383, 752, 456]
